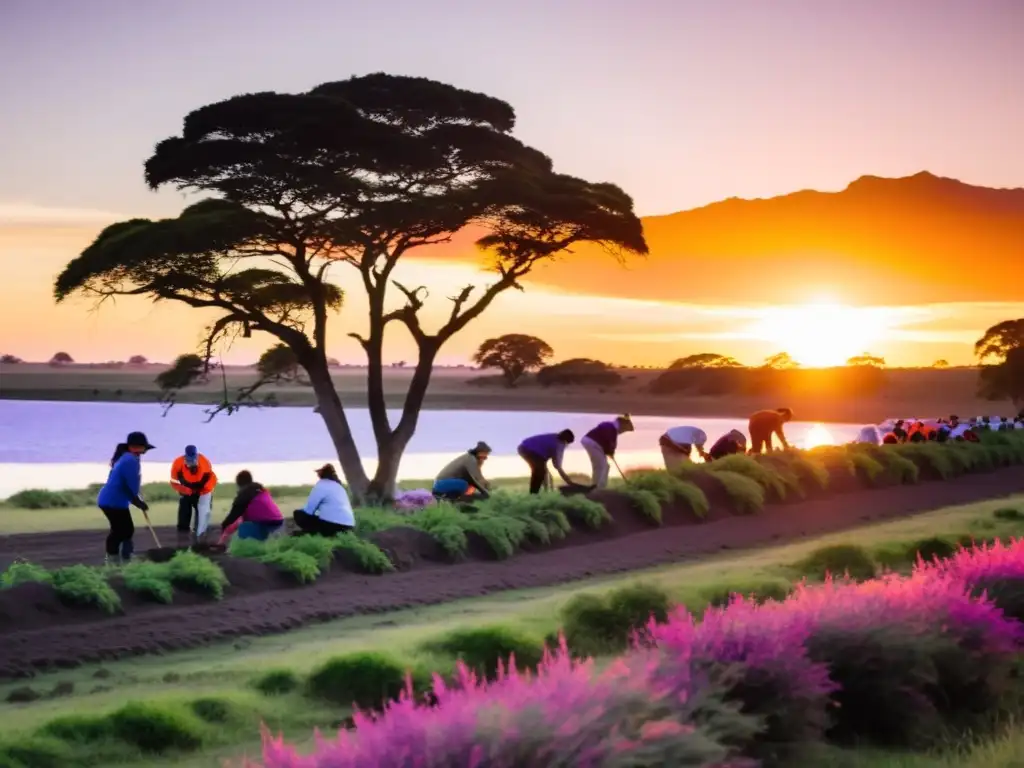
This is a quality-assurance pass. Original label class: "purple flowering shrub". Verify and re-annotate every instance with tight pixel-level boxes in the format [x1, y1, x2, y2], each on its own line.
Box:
[393, 489, 435, 514]
[254, 542, 1024, 766]
[252, 640, 759, 768]
[647, 598, 835, 764]
[917, 538, 1024, 625]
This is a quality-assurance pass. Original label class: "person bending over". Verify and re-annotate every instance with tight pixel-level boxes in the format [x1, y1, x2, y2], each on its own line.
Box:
[658, 426, 709, 472]
[432, 442, 492, 502]
[218, 471, 284, 542]
[707, 429, 747, 461]
[294, 463, 355, 536]
[170, 445, 218, 546]
[96, 431, 154, 564]
[581, 415, 634, 489]
[518, 430, 575, 494]
[748, 408, 793, 454]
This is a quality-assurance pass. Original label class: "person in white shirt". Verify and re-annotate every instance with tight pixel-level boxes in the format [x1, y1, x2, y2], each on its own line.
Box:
[659, 426, 709, 472]
[294, 463, 356, 536]
[855, 425, 882, 445]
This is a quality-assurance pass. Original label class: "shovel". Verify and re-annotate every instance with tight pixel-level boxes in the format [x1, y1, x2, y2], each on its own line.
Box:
[611, 456, 627, 481]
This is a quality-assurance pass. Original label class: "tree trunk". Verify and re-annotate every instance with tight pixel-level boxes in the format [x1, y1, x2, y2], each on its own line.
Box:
[305, 359, 370, 497]
[365, 341, 439, 502]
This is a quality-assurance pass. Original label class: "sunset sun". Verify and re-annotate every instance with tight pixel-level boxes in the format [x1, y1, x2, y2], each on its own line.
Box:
[750, 301, 889, 367]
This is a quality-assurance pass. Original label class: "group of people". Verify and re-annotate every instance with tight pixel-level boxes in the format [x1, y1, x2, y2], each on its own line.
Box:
[95, 432, 357, 564]
[854, 413, 1024, 446]
[430, 408, 797, 500]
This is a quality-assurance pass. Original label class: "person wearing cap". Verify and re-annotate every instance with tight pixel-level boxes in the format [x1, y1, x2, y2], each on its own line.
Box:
[658, 425, 709, 472]
[517, 430, 575, 494]
[96, 431, 154, 564]
[581, 415, 634, 489]
[433, 442, 493, 501]
[748, 408, 793, 454]
[218, 470, 285, 542]
[707, 429, 747, 461]
[294, 463, 356, 536]
[170, 445, 218, 545]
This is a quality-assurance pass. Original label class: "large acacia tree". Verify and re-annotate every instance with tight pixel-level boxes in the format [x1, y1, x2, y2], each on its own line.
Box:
[54, 74, 647, 499]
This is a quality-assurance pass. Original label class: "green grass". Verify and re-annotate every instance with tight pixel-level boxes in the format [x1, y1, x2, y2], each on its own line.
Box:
[2, 493, 1021, 768]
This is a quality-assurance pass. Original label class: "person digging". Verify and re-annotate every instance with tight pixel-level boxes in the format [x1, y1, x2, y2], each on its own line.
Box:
[96, 431, 155, 565]
[170, 444, 218, 546]
[432, 442, 492, 506]
[517, 429, 577, 494]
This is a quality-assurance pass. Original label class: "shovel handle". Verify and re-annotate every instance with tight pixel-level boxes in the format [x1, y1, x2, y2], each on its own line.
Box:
[142, 511, 162, 548]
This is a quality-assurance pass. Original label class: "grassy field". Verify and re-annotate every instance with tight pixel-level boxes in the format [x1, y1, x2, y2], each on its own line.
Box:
[1, 362, 1016, 424]
[2, 494, 1022, 767]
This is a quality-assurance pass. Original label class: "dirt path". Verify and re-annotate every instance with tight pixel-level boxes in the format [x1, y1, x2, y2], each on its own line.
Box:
[1, 468, 1021, 678]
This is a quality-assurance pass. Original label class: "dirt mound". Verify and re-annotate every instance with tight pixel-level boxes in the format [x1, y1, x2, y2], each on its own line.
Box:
[0, 467, 1021, 678]
[368, 527, 451, 569]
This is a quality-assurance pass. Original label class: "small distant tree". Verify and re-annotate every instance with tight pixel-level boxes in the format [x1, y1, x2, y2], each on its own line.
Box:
[974, 319, 1024, 363]
[931, 359, 949, 369]
[49, 352, 73, 366]
[0, 354, 22, 364]
[846, 353, 885, 367]
[762, 352, 799, 370]
[325, 357, 341, 368]
[128, 355, 148, 365]
[668, 353, 741, 369]
[473, 333, 554, 387]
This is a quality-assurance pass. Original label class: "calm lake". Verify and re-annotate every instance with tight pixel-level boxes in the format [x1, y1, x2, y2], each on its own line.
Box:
[0, 401, 862, 497]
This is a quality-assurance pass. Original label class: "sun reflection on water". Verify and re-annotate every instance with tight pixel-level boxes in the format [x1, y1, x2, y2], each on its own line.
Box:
[802, 423, 835, 449]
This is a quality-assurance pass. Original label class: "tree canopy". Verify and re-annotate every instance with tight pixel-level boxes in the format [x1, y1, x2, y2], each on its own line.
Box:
[846, 353, 885, 367]
[978, 348, 1024, 407]
[53, 73, 647, 498]
[975, 319, 1024, 363]
[668, 353, 741, 370]
[762, 352, 799, 369]
[472, 333, 553, 386]
[49, 352, 73, 365]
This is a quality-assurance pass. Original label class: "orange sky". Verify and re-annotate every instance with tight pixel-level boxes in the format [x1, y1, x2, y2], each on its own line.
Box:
[1, 215, 1021, 369]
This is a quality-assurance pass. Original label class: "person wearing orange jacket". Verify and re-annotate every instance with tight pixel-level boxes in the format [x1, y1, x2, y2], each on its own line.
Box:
[170, 445, 217, 545]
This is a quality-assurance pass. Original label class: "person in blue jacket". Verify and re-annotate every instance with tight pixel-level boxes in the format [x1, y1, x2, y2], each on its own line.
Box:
[96, 431, 155, 564]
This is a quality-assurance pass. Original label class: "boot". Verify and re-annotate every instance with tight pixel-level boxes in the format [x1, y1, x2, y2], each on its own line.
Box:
[119, 539, 134, 564]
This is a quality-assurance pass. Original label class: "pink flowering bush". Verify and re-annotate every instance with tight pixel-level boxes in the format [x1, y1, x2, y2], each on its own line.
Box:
[916, 538, 1024, 625]
[252, 542, 1024, 766]
[393, 489, 435, 514]
[647, 598, 836, 764]
[252, 640, 759, 767]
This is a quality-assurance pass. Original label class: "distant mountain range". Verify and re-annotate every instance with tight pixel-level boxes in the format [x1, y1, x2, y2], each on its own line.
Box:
[433, 172, 1024, 306]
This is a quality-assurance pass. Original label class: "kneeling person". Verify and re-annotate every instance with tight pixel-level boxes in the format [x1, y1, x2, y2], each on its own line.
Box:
[219, 471, 284, 541]
[294, 464, 355, 536]
[518, 430, 575, 493]
[659, 426, 708, 471]
[433, 442, 492, 501]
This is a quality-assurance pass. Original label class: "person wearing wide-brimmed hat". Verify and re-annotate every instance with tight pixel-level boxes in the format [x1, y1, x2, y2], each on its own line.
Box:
[96, 431, 155, 564]
[293, 463, 356, 537]
[433, 441, 493, 501]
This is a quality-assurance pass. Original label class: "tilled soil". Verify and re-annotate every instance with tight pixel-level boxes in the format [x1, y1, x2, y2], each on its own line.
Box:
[1, 467, 1022, 678]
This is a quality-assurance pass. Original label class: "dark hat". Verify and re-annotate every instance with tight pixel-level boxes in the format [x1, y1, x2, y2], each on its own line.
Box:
[469, 441, 493, 455]
[184, 445, 198, 464]
[126, 431, 155, 451]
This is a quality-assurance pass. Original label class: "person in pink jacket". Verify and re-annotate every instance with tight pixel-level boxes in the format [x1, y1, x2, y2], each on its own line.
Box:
[216, 470, 284, 543]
